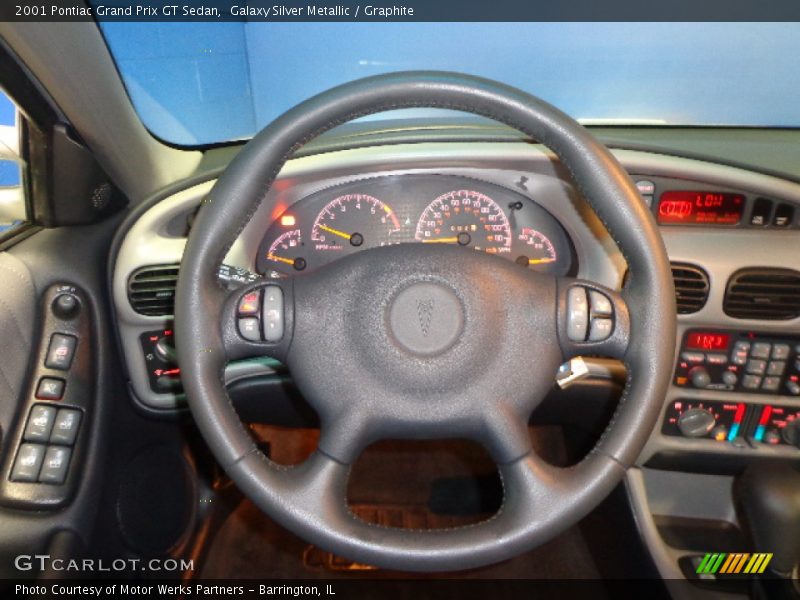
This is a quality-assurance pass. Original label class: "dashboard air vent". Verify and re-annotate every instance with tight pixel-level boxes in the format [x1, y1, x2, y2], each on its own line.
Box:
[127, 264, 179, 316]
[723, 268, 800, 320]
[671, 263, 710, 314]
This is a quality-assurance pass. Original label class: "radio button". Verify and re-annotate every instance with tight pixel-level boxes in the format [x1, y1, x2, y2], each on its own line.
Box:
[767, 361, 786, 376]
[742, 375, 763, 390]
[681, 351, 705, 363]
[707, 354, 728, 365]
[751, 343, 772, 359]
[762, 376, 781, 392]
[772, 344, 790, 360]
[746, 359, 767, 375]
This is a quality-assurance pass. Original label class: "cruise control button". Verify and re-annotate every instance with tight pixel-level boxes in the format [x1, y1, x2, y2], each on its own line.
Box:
[36, 378, 65, 400]
[50, 409, 82, 446]
[262, 285, 284, 343]
[23, 405, 57, 442]
[742, 375, 762, 390]
[746, 359, 767, 375]
[767, 361, 786, 376]
[45, 334, 77, 370]
[566, 287, 589, 342]
[238, 317, 261, 342]
[38, 446, 72, 485]
[588, 318, 613, 342]
[238, 291, 261, 316]
[772, 344, 790, 360]
[751, 342, 772, 359]
[588, 290, 613, 316]
[11, 444, 46, 482]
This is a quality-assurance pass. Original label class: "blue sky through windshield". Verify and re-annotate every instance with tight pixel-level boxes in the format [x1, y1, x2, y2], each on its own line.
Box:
[98, 22, 800, 145]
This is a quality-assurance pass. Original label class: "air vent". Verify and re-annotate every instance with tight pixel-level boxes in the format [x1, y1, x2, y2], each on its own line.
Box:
[127, 264, 179, 316]
[724, 268, 800, 320]
[671, 263, 710, 314]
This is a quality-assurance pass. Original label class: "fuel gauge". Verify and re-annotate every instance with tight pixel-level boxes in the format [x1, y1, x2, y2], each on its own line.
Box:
[515, 228, 557, 269]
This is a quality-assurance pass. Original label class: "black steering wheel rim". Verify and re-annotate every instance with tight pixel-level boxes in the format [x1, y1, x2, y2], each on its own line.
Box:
[175, 71, 675, 572]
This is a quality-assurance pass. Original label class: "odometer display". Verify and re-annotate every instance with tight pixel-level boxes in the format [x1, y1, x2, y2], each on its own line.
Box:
[657, 191, 744, 225]
[415, 190, 511, 254]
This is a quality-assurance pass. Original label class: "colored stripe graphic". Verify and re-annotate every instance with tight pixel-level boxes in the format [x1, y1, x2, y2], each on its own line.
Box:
[697, 553, 774, 575]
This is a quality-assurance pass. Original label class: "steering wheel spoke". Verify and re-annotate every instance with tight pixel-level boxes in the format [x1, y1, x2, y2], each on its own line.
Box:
[556, 278, 631, 361]
[220, 279, 294, 362]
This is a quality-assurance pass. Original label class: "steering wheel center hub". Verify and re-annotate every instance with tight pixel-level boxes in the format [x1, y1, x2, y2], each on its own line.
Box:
[387, 281, 464, 356]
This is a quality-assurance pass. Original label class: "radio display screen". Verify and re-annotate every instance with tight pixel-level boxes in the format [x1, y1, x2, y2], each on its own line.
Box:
[686, 332, 731, 351]
[657, 191, 745, 225]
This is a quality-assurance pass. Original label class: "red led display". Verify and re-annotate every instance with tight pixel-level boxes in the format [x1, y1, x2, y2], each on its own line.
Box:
[686, 332, 730, 351]
[657, 191, 744, 225]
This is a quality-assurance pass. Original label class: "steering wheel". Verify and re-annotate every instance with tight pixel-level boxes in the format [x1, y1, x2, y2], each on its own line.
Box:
[174, 72, 675, 572]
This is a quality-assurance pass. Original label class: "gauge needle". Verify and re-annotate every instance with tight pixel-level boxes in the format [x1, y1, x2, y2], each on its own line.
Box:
[528, 258, 556, 265]
[422, 236, 459, 244]
[267, 253, 294, 266]
[318, 224, 352, 241]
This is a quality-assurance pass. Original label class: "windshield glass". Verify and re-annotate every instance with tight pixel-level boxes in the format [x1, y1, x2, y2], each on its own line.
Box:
[97, 22, 800, 146]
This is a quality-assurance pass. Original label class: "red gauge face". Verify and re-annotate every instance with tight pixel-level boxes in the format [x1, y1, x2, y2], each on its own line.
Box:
[311, 194, 401, 251]
[414, 190, 512, 254]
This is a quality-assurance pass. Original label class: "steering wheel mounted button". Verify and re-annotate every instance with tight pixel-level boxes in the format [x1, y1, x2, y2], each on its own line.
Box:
[588, 317, 613, 342]
[238, 291, 261, 316]
[566, 286, 589, 341]
[588, 290, 613, 317]
[238, 317, 261, 342]
[262, 285, 284, 343]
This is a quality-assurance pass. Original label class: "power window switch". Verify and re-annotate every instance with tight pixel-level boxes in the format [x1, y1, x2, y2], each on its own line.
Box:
[45, 334, 77, 370]
[38, 446, 72, 485]
[10, 443, 46, 482]
[23, 405, 57, 442]
[50, 409, 82, 446]
[36, 377, 64, 400]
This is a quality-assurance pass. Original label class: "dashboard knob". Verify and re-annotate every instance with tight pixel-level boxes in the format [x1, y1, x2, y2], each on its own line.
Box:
[781, 420, 800, 448]
[678, 408, 717, 438]
[689, 366, 712, 389]
[154, 337, 178, 365]
[786, 380, 800, 396]
[764, 429, 782, 445]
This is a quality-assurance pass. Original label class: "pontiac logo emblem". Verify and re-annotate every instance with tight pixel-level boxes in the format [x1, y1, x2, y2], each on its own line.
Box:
[416, 298, 434, 336]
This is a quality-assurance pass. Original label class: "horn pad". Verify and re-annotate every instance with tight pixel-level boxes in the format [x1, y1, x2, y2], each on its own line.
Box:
[388, 282, 465, 356]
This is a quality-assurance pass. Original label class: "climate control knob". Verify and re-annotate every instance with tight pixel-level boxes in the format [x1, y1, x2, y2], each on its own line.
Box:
[689, 366, 712, 389]
[678, 408, 717, 438]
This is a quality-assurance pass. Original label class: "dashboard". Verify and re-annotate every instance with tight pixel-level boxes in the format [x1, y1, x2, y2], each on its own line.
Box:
[255, 175, 572, 277]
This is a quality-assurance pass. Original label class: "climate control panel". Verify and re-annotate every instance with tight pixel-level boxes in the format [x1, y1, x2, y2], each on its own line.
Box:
[663, 399, 800, 450]
[673, 330, 800, 396]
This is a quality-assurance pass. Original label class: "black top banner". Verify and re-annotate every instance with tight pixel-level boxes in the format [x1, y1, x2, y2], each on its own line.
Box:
[3, 0, 800, 22]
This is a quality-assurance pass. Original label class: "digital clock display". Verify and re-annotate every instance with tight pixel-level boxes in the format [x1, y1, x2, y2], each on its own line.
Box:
[686, 332, 730, 351]
[657, 191, 745, 225]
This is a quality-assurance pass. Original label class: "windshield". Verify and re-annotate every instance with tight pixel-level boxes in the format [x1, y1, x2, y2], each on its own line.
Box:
[98, 22, 800, 146]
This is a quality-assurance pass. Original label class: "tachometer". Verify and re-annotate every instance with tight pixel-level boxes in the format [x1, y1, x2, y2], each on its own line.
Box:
[414, 190, 511, 254]
[311, 194, 401, 251]
[514, 228, 557, 269]
[266, 229, 307, 271]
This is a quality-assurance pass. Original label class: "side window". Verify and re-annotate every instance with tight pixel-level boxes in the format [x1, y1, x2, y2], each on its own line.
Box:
[0, 89, 27, 235]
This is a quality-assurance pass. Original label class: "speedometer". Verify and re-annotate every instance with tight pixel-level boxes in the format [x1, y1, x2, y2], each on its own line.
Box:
[414, 190, 511, 254]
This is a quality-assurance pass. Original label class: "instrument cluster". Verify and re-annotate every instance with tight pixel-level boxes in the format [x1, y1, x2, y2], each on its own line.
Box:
[255, 175, 573, 276]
